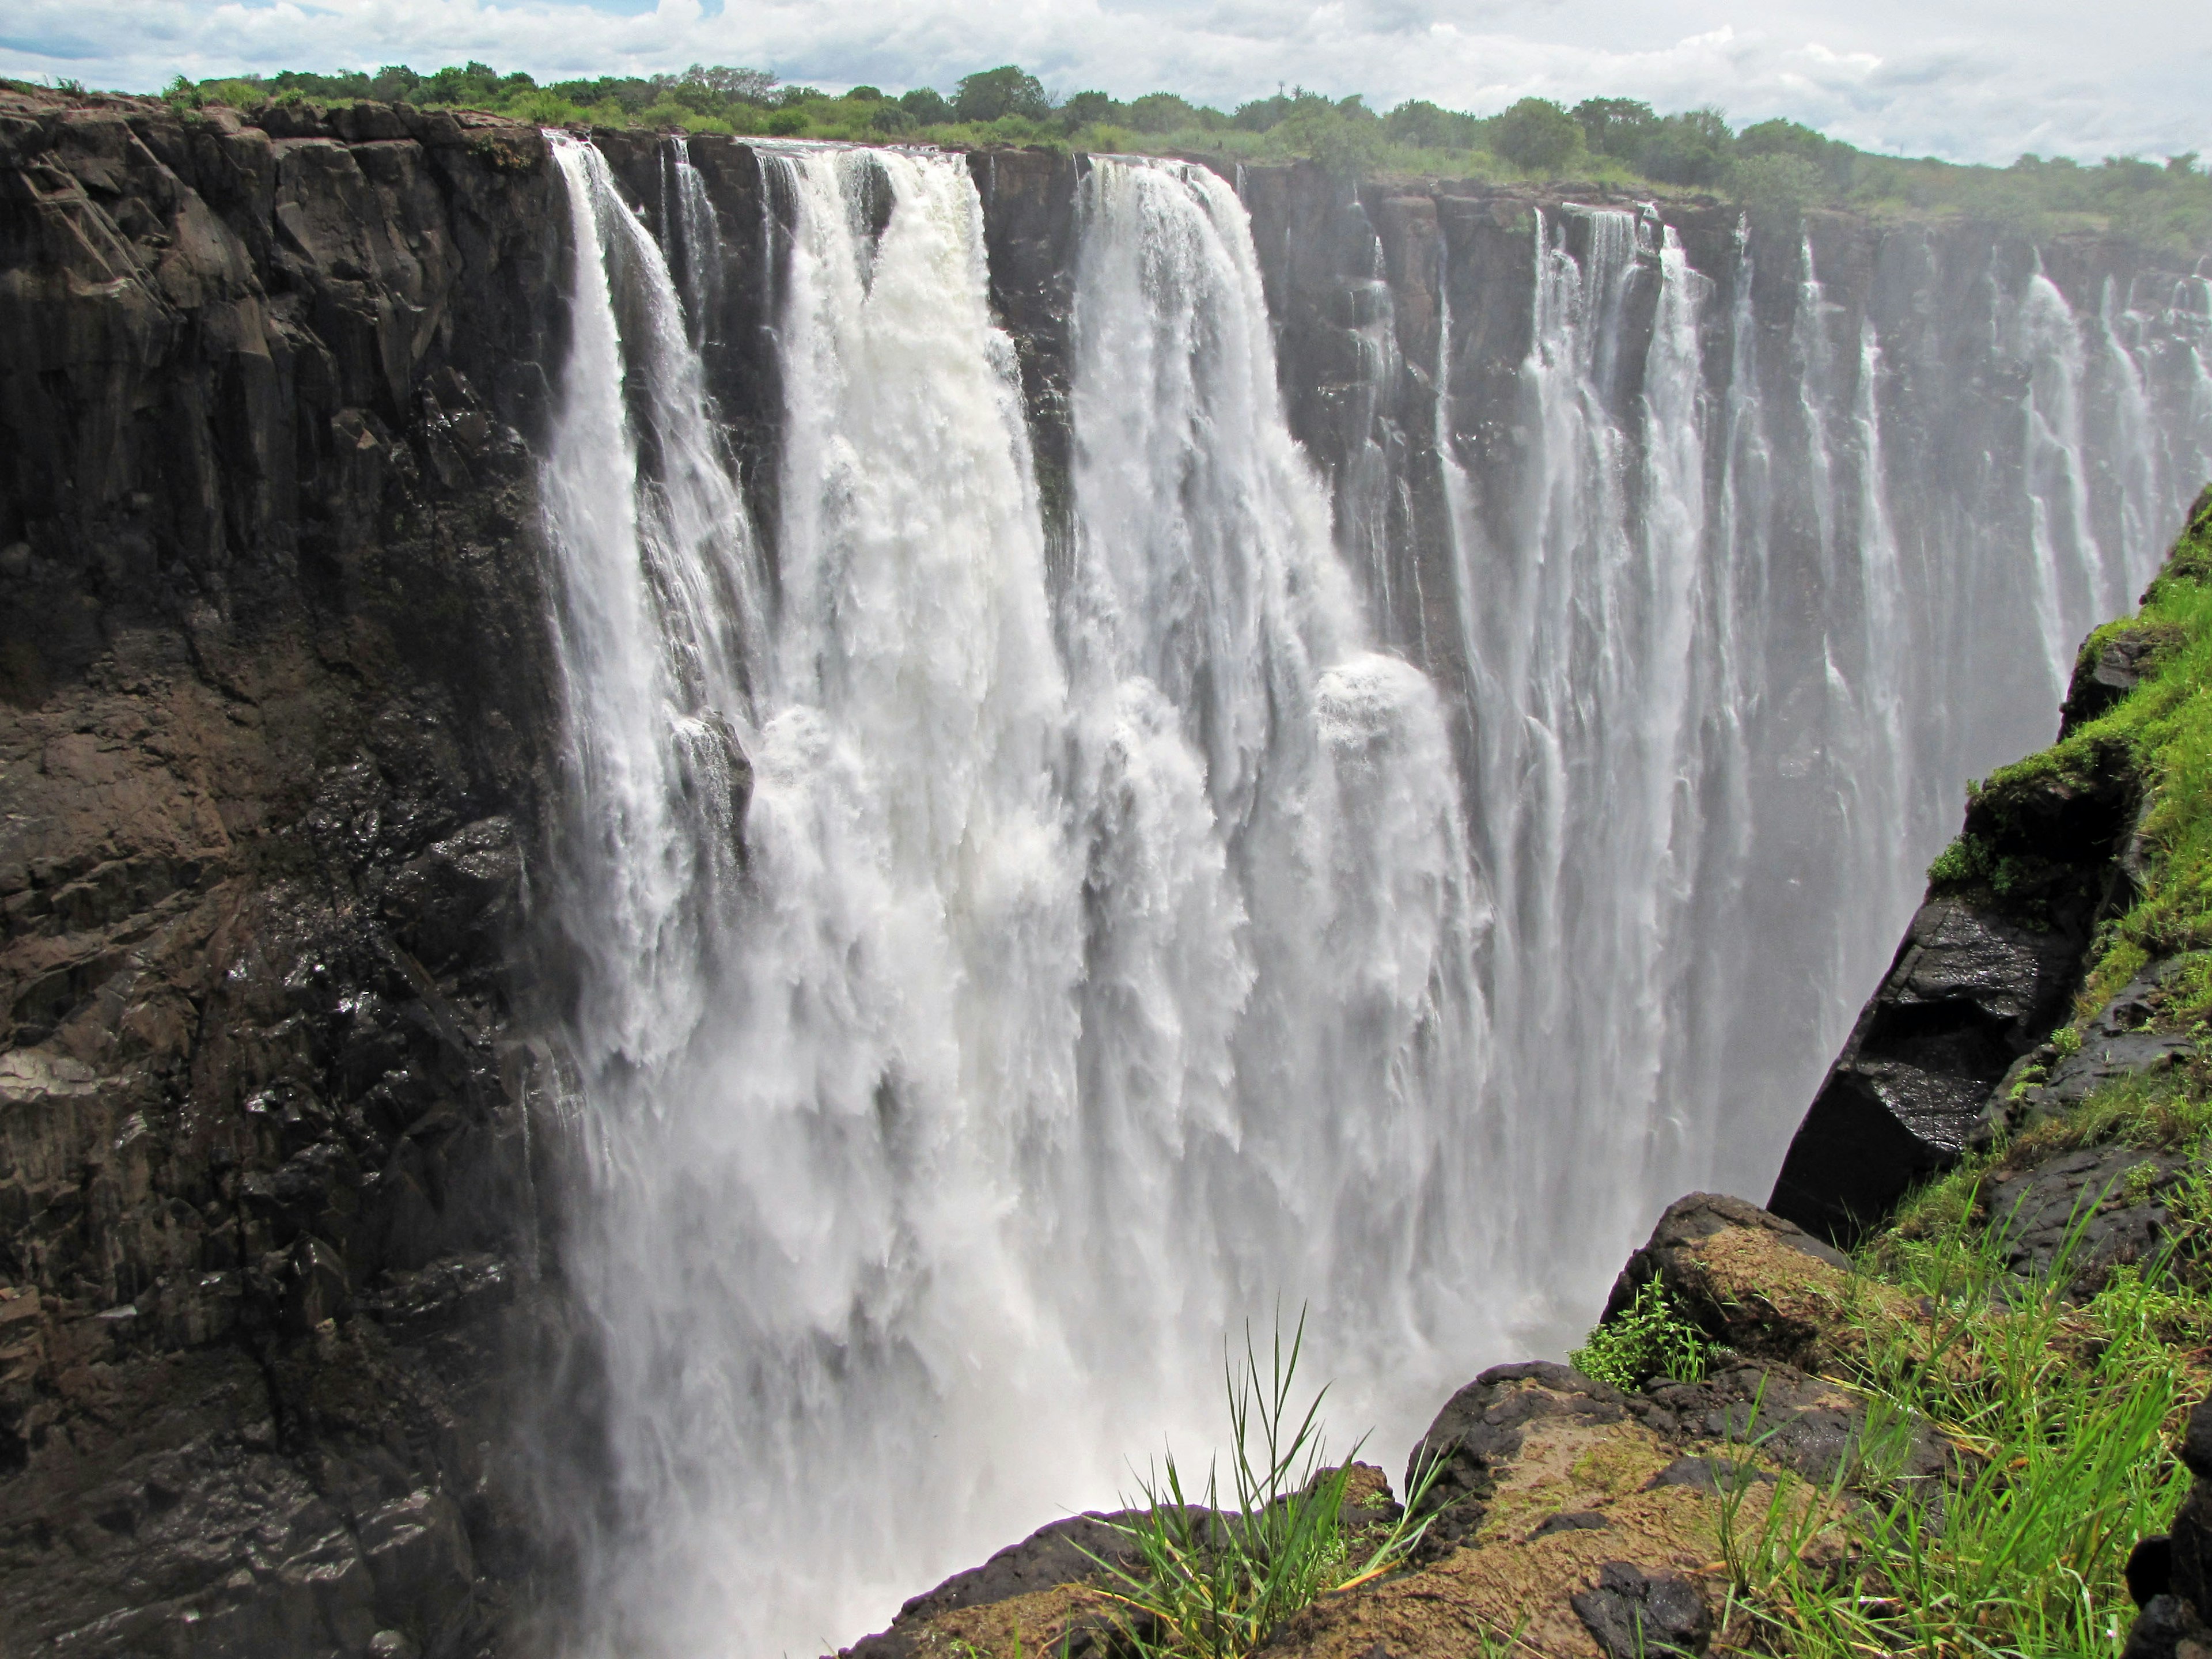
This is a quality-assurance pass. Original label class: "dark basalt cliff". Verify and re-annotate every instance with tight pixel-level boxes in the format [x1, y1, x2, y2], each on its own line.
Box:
[0, 86, 569, 1655]
[1, 81, 2202, 1656]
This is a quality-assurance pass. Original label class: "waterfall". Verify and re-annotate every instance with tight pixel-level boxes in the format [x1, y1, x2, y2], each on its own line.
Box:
[543, 142, 1484, 1654]
[539, 131, 2212, 1653]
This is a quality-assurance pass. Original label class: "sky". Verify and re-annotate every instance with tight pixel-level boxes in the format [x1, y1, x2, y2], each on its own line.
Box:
[3, 0, 2207, 167]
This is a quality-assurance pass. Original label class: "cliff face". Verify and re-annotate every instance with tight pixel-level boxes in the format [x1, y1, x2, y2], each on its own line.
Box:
[0, 87, 568, 1653]
[1, 83, 2205, 1656]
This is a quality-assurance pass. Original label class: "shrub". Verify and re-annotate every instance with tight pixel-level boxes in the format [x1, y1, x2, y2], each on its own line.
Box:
[869, 104, 917, 135]
[1490, 97, 1585, 172]
[1568, 1278, 1715, 1389]
[764, 107, 809, 137]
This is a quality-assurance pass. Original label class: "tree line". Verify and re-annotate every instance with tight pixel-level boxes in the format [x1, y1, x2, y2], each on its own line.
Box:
[149, 59, 2210, 252]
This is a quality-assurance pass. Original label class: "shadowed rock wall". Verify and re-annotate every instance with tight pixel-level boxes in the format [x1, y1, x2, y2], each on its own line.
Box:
[0, 85, 570, 1656]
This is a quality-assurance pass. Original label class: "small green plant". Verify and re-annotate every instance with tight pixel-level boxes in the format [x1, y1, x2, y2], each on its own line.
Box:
[1567, 1278, 1715, 1390]
[1926, 831, 1993, 888]
[2053, 1024, 2085, 1059]
[1088, 1313, 1440, 1659]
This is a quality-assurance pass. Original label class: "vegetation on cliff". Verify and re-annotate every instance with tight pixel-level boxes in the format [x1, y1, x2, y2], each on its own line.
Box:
[127, 59, 2212, 252]
[1713, 488, 2212, 1657]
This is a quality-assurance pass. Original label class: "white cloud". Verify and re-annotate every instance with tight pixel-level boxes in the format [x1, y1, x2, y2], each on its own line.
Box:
[2, 0, 2205, 164]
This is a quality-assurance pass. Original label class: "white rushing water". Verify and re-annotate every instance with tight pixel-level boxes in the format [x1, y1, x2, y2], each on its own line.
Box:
[542, 143, 1482, 1654]
[539, 137, 2212, 1653]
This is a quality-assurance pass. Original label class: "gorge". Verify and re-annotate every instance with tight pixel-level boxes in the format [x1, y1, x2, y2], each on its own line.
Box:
[2, 84, 2210, 1657]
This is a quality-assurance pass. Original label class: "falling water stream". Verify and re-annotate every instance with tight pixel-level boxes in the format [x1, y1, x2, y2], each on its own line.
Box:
[537, 138, 2212, 1653]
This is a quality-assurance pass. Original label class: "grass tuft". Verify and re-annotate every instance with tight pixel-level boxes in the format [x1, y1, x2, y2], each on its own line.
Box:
[1088, 1312, 1441, 1659]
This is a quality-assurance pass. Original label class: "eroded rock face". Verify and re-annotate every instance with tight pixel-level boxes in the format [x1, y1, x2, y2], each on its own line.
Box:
[1, 85, 567, 1654]
[1768, 875, 2130, 1243]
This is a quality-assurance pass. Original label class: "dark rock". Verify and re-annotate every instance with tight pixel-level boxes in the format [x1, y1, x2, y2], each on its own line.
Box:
[1986, 1143, 2185, 1286]
[1642, 1363, 1950, 1491]
[2131, 1536, 2175, 1606]
[2062, 627, 2167, 736]
[1608, 1193, 1847, 1315]
[2123, 1594, 2212, 1659]
[1569, 1560, 1712, 1658]
[0, 83, 565, 1653]
[2182, 1396, 2212, 1481]
[1646, 1455, 1769, 1495]
[1983, 965, 2199, 1146]
[1770, 896, 2119, 1243]
[842, 1509, 1150, 1659]
[1531, 1509, 1612, 1539]
[1406, 1362, 1627, 1554]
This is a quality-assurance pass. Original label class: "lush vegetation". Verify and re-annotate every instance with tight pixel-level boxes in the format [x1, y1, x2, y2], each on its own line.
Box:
[1703, 495, 2212, 1656]
[1930, 487, 2212, 1035]
[137, 59, 2212, 253]
[1567, 1276, 1717, 1390]
[1717, 1205, 2205, 1658]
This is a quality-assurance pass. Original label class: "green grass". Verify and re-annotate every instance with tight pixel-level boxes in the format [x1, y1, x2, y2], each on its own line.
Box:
[1716, 1194, 2204, 1658]
[1087, 1314, 1440, 1659]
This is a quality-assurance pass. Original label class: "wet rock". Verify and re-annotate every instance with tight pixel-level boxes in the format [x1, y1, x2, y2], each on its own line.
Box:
[1605, 1195, 1863, 1368]
[2121, 1593, 2212, 1659]
[0, 83, 562, 1653]
[1986, 1143, 2186, 1285]
[1643, 1362, 1950, 1491]
[1529, 1509, 1611, 1539]
[1982, 965, 2201, 1147]
[1569, 1560, 1712, 1658]
[1770, 898, 2115, 1243]
[2062, 627, 2169, 735]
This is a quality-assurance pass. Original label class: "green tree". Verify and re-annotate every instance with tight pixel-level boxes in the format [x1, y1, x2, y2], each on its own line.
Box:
[1127, 92, 1198, 133]
[899, 86, 950, 124]
[1732, 153, 1825, 224]
[1059, 90, 1125, 132]
[683, 64, 775, 103]
[1573, 96, 1656, 160]
[953, 65, 1049, 123]
[1738, 117, 1854, 188]
[1491, 97, 1584, 172]
[1278, 96, 1382, 172]
[1384, 99, 1478, 150]
[1639, 108, 1734, 185]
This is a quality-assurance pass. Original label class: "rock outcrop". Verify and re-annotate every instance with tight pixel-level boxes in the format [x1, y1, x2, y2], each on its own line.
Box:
[1768, 718, 2142, 1244]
